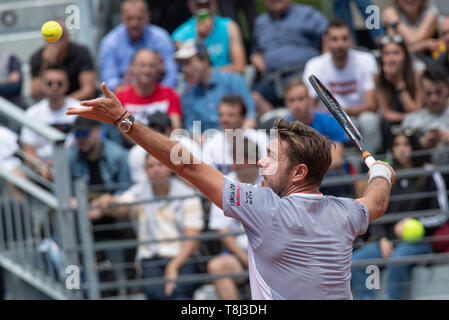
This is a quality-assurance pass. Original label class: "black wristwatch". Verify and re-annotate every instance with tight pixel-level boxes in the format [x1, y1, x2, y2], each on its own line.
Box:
[114, 113, 135, 133]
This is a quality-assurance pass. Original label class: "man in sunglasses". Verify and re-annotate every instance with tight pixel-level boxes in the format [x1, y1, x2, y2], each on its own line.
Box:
[21, 65, 80, 180]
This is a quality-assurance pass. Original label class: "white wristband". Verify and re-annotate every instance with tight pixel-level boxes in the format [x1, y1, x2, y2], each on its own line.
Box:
[368, 164, 392, 187]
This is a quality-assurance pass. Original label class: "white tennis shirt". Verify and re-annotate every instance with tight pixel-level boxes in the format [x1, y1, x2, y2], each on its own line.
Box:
[222, 176, 369, 300]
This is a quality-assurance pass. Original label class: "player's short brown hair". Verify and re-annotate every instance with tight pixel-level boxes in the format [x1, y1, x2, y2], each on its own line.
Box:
[274, 118, 332, 186]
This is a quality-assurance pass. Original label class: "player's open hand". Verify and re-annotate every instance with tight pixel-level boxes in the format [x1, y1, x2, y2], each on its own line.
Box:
[66, 82, 126, 124]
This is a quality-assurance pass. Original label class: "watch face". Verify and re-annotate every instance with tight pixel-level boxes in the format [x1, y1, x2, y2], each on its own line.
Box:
[119, 121, 131, 132]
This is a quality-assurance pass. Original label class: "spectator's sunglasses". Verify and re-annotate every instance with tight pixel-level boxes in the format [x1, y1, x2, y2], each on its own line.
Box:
[380, 34, 404, 47]
[74, 129, 90, 138]
[46, 80, 64, 88]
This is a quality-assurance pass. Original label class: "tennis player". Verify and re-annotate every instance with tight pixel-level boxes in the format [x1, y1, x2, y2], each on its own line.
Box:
[67, 83, 396, 300]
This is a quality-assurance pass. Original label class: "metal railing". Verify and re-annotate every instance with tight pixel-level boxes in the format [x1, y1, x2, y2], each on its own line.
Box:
[0, 96, 98, 299]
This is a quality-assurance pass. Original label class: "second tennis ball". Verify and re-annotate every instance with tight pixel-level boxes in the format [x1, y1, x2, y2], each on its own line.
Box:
[41, 21, 63, 42]
[402, 219, 425, 243]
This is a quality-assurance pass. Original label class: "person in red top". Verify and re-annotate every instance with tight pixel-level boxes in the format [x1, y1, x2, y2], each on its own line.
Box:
[116, 48, 182, 128]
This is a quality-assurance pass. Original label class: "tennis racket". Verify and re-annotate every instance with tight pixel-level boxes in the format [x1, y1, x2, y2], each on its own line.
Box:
[308, 74, 376, 169]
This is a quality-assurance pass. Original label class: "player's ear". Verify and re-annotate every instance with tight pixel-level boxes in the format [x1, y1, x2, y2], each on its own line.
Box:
[291, 163, 308, 184]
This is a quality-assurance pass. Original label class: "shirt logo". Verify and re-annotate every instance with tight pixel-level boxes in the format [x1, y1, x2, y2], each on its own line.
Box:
[245, 191, 253, 205]
[236, 186, 241, 206]
[328, 80, 358, 96]
[355, 200, 367, 218]
[229, 183, 236, 206]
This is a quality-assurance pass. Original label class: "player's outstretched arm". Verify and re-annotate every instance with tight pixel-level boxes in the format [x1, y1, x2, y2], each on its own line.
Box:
[67, 83, 225, 209]
[356, 161, 396, 223]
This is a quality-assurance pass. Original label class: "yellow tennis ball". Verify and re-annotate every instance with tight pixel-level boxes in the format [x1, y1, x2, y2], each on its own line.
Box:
[402, 219, 425, 243]
[41, 21, 63, 42]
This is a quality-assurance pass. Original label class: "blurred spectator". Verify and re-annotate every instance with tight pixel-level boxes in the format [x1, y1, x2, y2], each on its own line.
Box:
[382, 0, 438, 57]
[176, 40, 255, 133]
[99, 0, 177, 92]
[401, 65, 449, 181]
[30, 20, 97, 102]
[128, 111, 201, 184]
[284, 78, 352, 197]
[401, 65, 449, 149]
[68, 117, 133, 296]
[285, 79, 347, 170]
[351, 130, 448, 300]
[251, 0, 328, 107]
[145, 0, 191, 34]
[68, 117, 131, 194]
[433, 221, 449, 253]
[303, 19, 381, 153]
[116, 48, 182, 129]
[218, 0, 257, 38]
[90, 153, 204, 300]
[172, 0, 246, 74]
[436, 16, 449, 76]
[0, 125, 21, 174]
[207, 137, 261, 299]
[376, 35, 423, 153]
[334, 0, 384, 45]
[21, 65, 80, 180]
[0, 52, 26, 133]
[0, 52, 24, 106]
[202, 96, 268, 175]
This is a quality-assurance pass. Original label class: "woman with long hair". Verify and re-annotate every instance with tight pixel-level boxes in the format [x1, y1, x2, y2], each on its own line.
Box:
[376, 35, 423, 152]
[351, 130, 448, 300]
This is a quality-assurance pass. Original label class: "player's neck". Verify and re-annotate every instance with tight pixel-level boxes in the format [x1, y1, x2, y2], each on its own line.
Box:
[282, 183, 320, 197]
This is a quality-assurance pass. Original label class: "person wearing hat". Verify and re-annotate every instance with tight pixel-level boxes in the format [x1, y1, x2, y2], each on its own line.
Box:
[172, 0, 246, 74]
[175, 40, 256, 133]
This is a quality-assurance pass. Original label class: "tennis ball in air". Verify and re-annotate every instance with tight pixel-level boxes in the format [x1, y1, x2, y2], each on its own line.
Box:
[402, 219, 425, 243]
[41, 21, 63, 42]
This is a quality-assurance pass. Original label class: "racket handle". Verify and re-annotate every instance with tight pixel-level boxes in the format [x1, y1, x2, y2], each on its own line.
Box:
[362, 152, 376, 169]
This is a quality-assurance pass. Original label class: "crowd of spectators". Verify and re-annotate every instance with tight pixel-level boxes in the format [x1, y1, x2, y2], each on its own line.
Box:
[2, 0, 449, 300]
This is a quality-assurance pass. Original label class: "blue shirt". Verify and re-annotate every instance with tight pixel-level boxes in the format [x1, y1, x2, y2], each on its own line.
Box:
[287, 111, 348, 143]
[68, 139, 131, 194]
[252, 4, 328, 72]
[99, 24, 177, 90]
[172, 16, 232, 68]
[182, 69, 255, 133]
